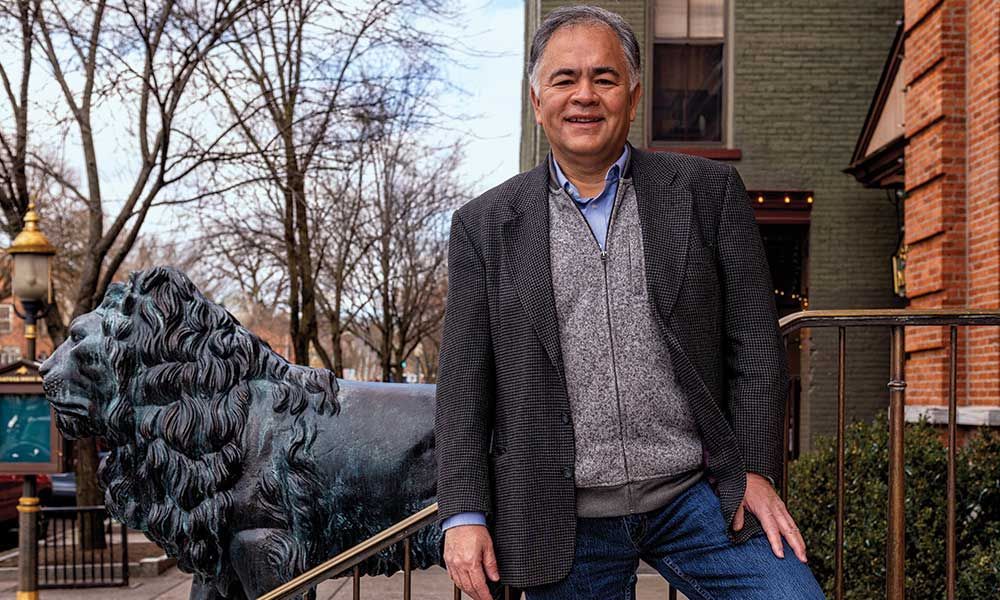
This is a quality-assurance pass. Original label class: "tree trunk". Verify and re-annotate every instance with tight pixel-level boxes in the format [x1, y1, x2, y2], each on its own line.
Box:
[75, 437, 105, 550]
[292, 174, 317, 365]
[329, 310, 345, 378]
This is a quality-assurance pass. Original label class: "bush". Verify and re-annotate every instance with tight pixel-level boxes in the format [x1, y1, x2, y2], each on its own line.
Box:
[787, 414, 1000, 599]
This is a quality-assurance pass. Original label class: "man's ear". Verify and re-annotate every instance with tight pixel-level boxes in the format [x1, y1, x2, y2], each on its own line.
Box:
[530, 86, 543, 125]
[628, 81, 642, 123]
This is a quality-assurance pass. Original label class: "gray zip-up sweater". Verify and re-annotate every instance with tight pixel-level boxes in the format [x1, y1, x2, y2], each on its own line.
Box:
[548, 169, 704, 517]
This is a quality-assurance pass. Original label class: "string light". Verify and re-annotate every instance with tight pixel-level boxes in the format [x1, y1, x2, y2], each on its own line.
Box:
[750, 192, 814, 205]
[774, 288, 809, 309]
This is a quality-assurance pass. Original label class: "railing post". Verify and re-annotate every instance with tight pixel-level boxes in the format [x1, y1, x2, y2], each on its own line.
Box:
[946, 326, 957, 600]
[887, 325, 906, 600]
[121, 512, 130, 587]
[835, 327, 846, 600]
[17, 475, 39, 600]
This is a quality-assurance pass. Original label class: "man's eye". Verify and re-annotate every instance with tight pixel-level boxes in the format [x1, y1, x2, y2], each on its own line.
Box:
[596, 78, 615, 85]
[553, 80, 572, 87]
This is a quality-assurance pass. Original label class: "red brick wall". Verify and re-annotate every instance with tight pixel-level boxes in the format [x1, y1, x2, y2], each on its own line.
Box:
[965, 0, 1000, 405]
[0, 298, 54, 363]
[903, 0, 998, 409]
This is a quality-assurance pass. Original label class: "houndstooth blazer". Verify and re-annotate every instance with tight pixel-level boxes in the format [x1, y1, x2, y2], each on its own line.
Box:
[434, 145, 789, 589]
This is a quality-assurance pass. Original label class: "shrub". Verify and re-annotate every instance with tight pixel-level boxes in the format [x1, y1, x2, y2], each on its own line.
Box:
[787, 414, 1000, 599]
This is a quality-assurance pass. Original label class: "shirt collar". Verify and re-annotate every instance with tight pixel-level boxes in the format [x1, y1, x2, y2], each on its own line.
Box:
[550, 145, 630, 201]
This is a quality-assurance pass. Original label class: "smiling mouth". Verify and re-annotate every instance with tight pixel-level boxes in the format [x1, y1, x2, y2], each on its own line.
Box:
[566, 117, 604, 123]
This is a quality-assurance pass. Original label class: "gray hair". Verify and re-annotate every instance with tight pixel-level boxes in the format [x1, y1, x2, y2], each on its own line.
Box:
[527, 5, 641, 94]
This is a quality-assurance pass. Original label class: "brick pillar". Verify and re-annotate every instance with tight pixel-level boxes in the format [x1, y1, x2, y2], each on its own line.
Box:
[904, 0, 999, 415]
[965, 0, 999, 406]
[902, 0, 968, 405]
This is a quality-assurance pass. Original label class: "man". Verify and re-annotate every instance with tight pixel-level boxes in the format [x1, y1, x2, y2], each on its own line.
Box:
[435, 6, 825, 599]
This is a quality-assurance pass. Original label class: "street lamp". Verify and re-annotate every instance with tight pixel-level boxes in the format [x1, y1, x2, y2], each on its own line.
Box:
[6, 201, 56, 600]
[7, 202, 56, 362]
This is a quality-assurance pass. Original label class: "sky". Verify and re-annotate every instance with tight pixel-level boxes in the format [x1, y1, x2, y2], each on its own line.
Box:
[437, 0, 525, 193]
[0, 0, 527, 238]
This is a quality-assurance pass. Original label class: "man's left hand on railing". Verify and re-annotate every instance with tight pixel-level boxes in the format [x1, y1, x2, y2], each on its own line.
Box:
[732, 472, 808, 563]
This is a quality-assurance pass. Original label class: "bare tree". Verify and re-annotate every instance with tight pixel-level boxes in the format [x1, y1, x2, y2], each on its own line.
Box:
[350, 125, 463, 381]
[0, 0, 253, 516]
[198, 185, 290, 328]
[0, 0, 38, 240]
[198, 0, 452, 366]
[310, 136, 378, 377]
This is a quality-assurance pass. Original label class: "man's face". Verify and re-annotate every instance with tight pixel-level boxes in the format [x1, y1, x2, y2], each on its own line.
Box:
[530, 23, 642, 167]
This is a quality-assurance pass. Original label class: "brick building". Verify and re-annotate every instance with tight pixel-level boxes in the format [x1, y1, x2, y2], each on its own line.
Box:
[847, 0, 999, 426]
[520, 0, 908, 450]
[0, 296, 53, 364]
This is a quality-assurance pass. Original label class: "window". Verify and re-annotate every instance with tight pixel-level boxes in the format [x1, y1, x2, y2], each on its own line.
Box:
[1, 346, 20, 365]
[0, 305, 11, 335]
[652, 0, 726, 144]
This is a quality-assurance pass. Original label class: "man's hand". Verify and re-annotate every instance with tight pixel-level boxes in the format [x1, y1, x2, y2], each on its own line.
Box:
[732, 473, 807, 563]
[443, 524, 500, 600]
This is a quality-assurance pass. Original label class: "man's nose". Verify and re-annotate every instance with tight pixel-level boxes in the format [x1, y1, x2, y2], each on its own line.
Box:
[570, 80, 598, 104]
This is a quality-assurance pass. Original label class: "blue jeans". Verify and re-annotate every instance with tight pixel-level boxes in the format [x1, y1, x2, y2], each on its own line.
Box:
[524, 479, 825, 600]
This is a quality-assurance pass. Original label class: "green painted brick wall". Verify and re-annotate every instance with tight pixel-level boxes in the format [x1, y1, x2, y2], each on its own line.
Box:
[732, 0, 903, 450]
[521, 0, 905, 450]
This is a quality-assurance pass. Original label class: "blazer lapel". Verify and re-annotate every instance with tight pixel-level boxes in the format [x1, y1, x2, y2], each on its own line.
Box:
[631, 149, 692, 329]
[501, 163, 566, 384]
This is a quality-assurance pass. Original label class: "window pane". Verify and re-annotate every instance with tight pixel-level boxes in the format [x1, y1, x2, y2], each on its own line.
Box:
[652, 43, 724, 142]
[655, 0, 687, 38]
[690, 0, 724, 38]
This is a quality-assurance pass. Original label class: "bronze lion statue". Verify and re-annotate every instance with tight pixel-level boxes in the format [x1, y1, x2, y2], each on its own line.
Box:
[40, 266, 441, 599]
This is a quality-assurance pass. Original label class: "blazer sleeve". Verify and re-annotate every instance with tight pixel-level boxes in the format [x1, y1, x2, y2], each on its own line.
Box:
[717, 165, 789, 488]
[435, 209, 495, 525]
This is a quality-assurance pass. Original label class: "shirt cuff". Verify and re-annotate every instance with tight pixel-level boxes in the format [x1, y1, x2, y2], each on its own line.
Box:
[441, 512, 487, 531]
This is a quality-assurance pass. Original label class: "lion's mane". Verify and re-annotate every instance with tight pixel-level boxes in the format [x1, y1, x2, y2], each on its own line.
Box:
[95, 267, 339, 582]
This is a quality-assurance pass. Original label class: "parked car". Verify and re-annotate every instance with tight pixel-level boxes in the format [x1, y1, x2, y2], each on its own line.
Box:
[50, 451, 109, 505]
[0, 474, 52, 525]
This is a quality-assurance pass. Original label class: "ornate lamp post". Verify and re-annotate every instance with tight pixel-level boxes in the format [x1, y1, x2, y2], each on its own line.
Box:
[6, 201, 57, 600]
[7, 202, 57, 361]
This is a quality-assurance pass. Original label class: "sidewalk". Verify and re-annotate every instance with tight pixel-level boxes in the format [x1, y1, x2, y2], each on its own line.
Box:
[1, 564, 682, 599]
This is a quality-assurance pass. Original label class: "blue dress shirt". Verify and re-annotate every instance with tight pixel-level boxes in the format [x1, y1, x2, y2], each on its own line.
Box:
[440, 146, 629, 533]
[551, 146, 629, 251]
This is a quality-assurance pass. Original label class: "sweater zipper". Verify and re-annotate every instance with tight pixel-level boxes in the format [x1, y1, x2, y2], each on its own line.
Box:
[600, 248, 632, 512]
[561, 181, 633, 511]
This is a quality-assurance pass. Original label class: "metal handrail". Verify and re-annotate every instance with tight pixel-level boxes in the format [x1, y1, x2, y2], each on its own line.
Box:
[257, 503, 439, 600]
[261, 308, 1000, 600]
[778, 307, 1000, 331]
[778, 307, 1000, 600]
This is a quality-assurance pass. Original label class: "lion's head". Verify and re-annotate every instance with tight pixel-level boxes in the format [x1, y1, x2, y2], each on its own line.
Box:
[41, 266, 339, 580]
[41, 309, 118, 440]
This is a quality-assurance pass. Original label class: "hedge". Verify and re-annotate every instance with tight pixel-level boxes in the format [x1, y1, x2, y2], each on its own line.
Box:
[787, 414, 1000, 598]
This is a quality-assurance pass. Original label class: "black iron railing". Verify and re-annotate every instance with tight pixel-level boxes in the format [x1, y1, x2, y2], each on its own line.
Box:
[37, 505, 129, 588]
[261, 308, 1000, 600]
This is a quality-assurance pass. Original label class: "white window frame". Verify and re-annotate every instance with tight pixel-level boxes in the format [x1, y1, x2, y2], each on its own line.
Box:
[646, 0, 735, 148]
